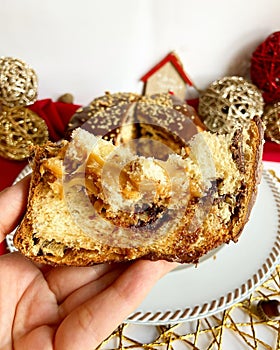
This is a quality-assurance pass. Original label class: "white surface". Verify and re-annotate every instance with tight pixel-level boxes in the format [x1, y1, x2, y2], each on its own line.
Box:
[0, 0, 279, 105]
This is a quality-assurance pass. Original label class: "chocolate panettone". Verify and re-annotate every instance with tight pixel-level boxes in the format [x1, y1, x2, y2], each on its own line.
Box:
[66, 92, 205, 140]
[14, 92, 264, 266]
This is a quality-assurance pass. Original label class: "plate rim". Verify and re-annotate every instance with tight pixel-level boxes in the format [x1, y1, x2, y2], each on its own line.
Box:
[6, 167, 280, 325]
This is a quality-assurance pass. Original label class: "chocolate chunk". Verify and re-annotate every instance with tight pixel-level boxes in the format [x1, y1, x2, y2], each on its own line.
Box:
[230, 129, 245, 172]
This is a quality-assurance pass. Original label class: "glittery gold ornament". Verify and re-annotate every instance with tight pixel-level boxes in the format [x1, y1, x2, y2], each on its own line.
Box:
[0, 57, 38, 107]
[262, 101, 280, 143]
[198, 76, 264, 133]
[0, 106, 48, 160]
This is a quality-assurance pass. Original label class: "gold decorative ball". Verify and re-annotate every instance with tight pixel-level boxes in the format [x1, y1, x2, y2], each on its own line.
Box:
[262, 101, 280, 144]
[0, 57, 38, 107]
[198, 76, 264, 133]
[0, 106, 49, 160]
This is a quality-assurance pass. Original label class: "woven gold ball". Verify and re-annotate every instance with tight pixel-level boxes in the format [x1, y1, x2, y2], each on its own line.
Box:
[0, 57, 38, 107]
[0, 106, 48, 160]
[198, 76, 264, 133]
[262, 101, 280, 144]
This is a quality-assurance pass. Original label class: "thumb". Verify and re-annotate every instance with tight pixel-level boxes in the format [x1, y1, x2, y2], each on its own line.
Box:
[0, 175, 30, 242]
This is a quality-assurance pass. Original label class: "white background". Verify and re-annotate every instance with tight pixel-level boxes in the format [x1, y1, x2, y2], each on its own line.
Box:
[0, 0, 279, 105]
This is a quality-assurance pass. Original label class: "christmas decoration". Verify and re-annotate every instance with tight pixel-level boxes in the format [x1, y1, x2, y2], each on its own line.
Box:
[198, 76, 264, 133]
[140, 52, 195, 100]
[251, 31, 280, 103]
[262, 100, 280, 144]
[0, 57, 38, 107]
[0, 106, 48, 160]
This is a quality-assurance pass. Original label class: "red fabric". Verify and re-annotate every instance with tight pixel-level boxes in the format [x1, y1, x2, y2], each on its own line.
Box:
[0, 159, 28, 191]
[0, 243, 7, 255]
[187, 98, 199, 111]
[263, 141, 280, 162]
[28, 99, 81, 142]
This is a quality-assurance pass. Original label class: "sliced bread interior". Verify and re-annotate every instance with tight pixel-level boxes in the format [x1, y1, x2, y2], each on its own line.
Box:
[14, 112, 263, 266]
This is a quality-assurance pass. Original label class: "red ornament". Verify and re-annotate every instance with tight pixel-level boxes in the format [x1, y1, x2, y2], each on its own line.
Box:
[251, 31, 280, 103]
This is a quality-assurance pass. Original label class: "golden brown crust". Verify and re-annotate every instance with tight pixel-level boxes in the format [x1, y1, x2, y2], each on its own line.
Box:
[228, 115, 264, 243]
[66, 92, 205, 142]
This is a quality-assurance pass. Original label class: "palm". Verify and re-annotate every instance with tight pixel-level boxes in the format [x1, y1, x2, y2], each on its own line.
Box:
[0, 177, 176, 349]
[0, 251, 126, 348]
[0, 251, 175, 350]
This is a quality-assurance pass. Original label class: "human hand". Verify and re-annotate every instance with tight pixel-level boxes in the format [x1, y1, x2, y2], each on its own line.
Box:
[0, 177, 176, 350]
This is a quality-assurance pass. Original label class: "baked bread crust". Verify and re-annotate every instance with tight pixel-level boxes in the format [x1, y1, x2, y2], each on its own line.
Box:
[14, 94, 264, 266]
[66, 92, 205, 140]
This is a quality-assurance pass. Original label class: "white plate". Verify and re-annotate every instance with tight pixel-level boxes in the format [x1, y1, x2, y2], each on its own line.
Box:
[127, 170, 280, 324]
[6, 167, 280, 325]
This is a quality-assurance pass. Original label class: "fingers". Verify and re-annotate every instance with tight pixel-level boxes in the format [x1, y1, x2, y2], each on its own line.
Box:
[13, 325, 55, 350]
[45, 263, 122, 304]
[0, 175, 30, 242]
[0, 252, 58, 342]
[54, 260, 177, 350]
[58, 265, 127, 319]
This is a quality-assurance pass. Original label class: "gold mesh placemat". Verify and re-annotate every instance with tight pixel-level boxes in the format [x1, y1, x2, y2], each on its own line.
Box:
[98, 265, 280, 349]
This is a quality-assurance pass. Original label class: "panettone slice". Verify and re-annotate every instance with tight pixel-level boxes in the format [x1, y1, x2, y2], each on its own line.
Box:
[13, 112, 263, 266]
